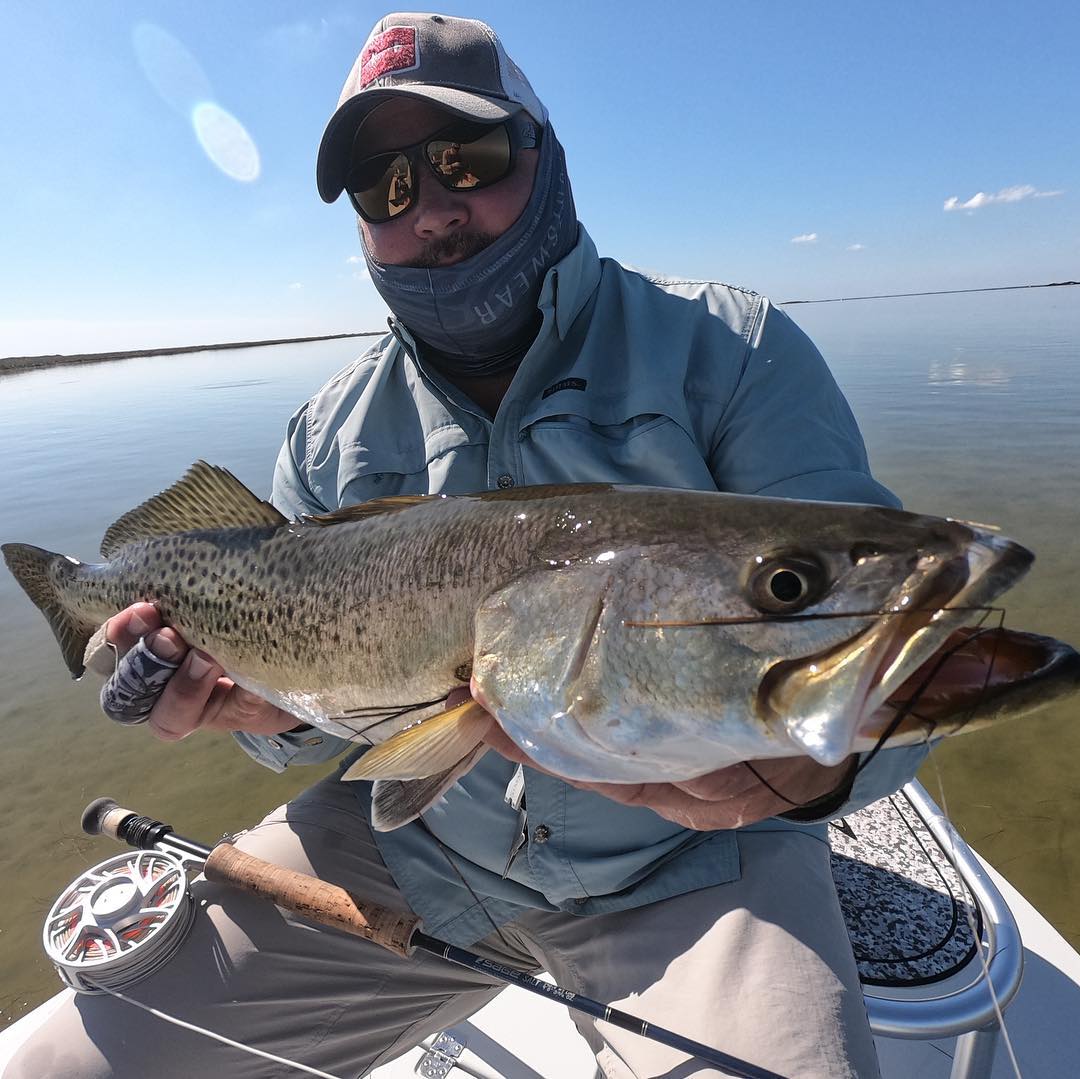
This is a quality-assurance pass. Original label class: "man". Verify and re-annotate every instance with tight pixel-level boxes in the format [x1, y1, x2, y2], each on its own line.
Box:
[8, 13, 924, 1078]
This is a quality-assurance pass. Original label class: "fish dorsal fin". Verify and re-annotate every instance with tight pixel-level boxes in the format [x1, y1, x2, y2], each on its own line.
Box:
[470, 483, 614, 503]
[100, 461, 287, 558]
[302, 484, 617, 528]
[302, 494, 442, 527]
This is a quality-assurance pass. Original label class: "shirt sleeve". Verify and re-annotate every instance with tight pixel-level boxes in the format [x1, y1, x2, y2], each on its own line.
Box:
[230, 402, 356, 771]
[270, 402, 331, 517]
[709, 299, 901, 508]
[708, 299, 925, 817]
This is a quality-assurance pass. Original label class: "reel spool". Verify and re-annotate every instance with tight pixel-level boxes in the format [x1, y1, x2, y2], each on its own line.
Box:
[43, 849, 195, 993]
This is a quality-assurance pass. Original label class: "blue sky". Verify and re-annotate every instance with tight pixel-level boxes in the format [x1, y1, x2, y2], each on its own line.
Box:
[1, 1, 1076, 357]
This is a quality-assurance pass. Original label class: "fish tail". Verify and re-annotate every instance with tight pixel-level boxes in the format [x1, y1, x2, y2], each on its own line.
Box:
[2, 543, 97, 678]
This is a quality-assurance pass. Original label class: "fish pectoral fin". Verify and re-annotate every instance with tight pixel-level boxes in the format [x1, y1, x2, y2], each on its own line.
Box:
[100, 462, 287, 559]
[369, 746, 490, 831]
[341, 700, 492, 781]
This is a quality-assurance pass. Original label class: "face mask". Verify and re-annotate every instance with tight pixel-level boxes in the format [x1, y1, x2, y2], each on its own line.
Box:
[362, 124, 578, 376]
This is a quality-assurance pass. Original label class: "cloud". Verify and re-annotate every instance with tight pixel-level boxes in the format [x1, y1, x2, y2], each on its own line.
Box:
[847, 243, 866, 252]
[943, 184, 1064, 212]
[288, 282, 303, 290]
[790, 233, 818, 245]
[260, 14, 361, 64]
[344, 255, 370, 282]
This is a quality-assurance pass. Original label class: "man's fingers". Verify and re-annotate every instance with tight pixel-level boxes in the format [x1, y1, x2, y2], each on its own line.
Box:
[146, 650, 225, 741]
[199, 680, 300, 735]
[98, 608, 298, 740]
[100, 632, 185, 727]
[105, 603, 163, 655]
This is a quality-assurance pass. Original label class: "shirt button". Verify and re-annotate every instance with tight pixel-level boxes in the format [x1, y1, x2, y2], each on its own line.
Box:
[496, 473, 515, 489]
[532, 824, 551, 844]
[267, 739, 282, 750]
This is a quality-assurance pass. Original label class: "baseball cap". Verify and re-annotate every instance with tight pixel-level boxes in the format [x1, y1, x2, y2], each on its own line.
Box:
[317, 12, 548, 203]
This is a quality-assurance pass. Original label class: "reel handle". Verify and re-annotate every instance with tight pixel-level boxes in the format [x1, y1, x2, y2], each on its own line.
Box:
[204, 842, 420, 958]
[82, 798, 139, 840]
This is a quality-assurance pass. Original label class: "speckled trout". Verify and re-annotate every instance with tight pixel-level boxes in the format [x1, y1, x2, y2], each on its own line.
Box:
[5, 461, 1079, 829]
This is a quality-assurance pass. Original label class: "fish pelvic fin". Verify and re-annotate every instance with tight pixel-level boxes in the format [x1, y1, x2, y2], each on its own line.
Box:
[370, 746, 490, 831]
[100, 461, 287, 558]
[341, 700, 492, 781]
[2, 543, 96, 678]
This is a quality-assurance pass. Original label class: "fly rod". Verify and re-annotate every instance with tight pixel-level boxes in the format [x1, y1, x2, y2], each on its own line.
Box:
[80, 797, 787, 1079]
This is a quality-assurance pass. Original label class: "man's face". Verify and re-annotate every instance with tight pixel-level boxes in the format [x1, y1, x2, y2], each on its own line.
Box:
[355, 97, 539, 268]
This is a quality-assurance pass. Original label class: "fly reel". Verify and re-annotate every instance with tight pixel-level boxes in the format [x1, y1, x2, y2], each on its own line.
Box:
[43, 849, 195, 993]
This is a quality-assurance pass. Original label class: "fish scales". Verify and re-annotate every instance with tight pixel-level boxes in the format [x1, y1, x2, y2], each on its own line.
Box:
[5, 464, 1080, 821]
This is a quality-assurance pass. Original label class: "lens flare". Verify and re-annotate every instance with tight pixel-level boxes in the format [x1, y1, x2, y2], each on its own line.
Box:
[191, 103, 261, 183]
[132, 23, 260, 183]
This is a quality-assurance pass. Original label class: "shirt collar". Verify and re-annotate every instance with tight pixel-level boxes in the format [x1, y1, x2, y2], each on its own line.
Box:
[538, 226, 602, 341]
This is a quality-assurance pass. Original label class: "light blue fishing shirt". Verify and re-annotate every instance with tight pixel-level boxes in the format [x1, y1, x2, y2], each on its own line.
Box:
[235, 227, 928, 946]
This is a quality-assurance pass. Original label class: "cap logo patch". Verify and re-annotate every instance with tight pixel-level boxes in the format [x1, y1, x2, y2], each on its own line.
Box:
[360, 26, 419, 88]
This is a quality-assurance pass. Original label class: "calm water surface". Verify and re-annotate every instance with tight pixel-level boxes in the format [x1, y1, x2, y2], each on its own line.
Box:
[0, 290, 1077, 1024]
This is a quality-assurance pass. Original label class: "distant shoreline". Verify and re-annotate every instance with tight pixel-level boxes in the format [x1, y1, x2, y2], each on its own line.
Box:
[0, 331, 385, 376]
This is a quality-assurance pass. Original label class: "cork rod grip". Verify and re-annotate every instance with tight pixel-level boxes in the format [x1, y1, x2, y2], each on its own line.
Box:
[204, 842, 420, 957]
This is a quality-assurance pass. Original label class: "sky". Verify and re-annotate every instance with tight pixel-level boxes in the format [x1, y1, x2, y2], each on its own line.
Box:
[1, 0, 1077, 357]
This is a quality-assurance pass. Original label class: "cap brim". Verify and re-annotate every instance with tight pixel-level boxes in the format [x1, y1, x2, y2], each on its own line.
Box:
[316, 86, 521, 204]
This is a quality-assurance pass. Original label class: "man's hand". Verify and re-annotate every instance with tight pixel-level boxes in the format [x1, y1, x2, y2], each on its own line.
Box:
[479, 711, 853, 831]
[101, 603, 300, 742]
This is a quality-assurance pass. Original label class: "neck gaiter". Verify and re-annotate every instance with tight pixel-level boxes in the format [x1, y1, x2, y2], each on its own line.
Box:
[363, 124, 578, 377]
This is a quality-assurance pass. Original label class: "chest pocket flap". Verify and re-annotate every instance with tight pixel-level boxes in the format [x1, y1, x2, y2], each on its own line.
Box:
[518, 383, 716, 490]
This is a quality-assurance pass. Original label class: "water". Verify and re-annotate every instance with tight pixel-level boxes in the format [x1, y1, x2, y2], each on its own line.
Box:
[0, 290, 1077, 1024]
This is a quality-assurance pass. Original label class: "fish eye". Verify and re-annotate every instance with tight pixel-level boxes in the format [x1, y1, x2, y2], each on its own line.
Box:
[748, 556, 825, 614]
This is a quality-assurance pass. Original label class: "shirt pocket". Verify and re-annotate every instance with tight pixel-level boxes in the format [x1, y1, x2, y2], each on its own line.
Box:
[519, 392, 718, 490]
[336, 426, 490, 503]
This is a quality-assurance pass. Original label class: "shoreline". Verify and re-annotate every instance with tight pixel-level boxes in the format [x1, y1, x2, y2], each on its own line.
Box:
[0, 331, 384, 376]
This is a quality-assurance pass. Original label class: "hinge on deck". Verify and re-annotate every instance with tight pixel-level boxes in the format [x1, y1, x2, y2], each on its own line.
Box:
[415, 1030, 466, 1078]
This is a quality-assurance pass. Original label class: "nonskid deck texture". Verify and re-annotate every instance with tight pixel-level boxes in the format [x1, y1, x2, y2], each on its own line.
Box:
[830, 788, 981, 987]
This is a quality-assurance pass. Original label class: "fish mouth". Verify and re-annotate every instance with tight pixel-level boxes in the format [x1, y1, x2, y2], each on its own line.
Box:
[860, 625, 1080, 740]
[762, 532, 1035, 764]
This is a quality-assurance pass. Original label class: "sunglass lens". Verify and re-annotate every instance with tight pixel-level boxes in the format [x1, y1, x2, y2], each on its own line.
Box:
[349, 152, 413, 222]
[427, 125, 512, 190]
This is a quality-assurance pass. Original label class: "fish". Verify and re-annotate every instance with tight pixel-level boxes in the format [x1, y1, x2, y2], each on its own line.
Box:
[4, 461, 1079, 830]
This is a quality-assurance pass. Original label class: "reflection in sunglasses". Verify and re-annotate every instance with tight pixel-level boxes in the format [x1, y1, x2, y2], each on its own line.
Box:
[388, 173, 411, 209]
[347, 116, 539, 223]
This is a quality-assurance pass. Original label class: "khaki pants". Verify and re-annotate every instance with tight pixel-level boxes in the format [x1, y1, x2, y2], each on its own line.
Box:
[5, 771, 879, 1079]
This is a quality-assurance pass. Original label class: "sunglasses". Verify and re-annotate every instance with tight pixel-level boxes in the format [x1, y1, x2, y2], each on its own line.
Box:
[346, 114, 541, 224]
